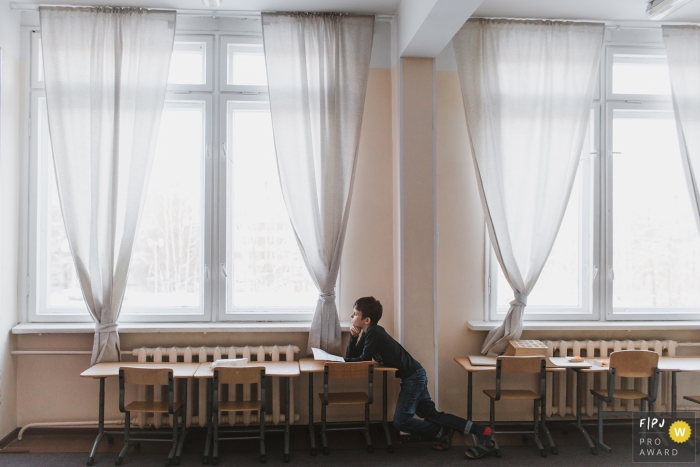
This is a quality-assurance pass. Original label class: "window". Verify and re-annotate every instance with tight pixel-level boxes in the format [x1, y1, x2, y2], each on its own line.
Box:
[488, 36, 700, 322]
[27, 30, 316, 322]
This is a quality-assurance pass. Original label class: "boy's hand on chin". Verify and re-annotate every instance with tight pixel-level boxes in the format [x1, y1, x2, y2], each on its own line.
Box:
[350, 326, 361, 337]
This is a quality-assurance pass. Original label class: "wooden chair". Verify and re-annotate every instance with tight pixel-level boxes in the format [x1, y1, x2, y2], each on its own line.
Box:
[211, 367, 266, 465]
[117, 367, 184, 466]
[590, 350, 660, 453]
[319, 362, 374, 455]
[483, 356, 556, 458]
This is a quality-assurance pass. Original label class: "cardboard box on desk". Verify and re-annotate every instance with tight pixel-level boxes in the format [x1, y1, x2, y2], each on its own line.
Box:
[502, 340, 548, 357]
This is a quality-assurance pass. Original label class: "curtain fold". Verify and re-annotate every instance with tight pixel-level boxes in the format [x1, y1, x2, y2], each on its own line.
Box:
[39, 7, 175, 365]
[663, 25, 700, 236]
[453, 19, 604, 355]
[262, 13, 374, 356]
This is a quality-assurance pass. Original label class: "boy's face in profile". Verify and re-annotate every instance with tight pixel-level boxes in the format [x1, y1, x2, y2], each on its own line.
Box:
[350, 307, 371, 330]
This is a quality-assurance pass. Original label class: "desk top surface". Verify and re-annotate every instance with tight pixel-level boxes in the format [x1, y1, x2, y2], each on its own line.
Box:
[194, 361, 300, 378]
[298, 357, 396, 373]
[456, 356, 700, 373]
[453, 357, 566, 373]
[80, 362, 201, 378]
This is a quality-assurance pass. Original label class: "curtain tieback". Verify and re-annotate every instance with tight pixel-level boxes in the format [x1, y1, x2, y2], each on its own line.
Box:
[96, 323, 118, 334]
[509, 292, 528, 307]
[319, 292, 336, 303]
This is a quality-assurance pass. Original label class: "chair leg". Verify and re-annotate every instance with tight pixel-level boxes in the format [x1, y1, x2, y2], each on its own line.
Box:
[166, 409, 178, 466]
[260, 409, 266, 463]
[212, 410, 219, 465]
[489, 399, 501, 458]
[595, 398, 612, 453]
[364, 403, 373, 453]
[539, 399, 557, 455]
[116, 412, 130, 465]
[321, 402, 329, 455]
[532, 401, 546, 458]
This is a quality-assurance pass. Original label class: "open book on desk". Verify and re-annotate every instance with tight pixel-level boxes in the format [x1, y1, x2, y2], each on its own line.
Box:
[311, 348, 345, 362]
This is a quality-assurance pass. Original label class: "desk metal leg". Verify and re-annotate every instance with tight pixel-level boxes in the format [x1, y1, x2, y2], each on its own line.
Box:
[175, 380, 187, 464]
[87, 377, 106, 466]
[382, 372, 393, 453]
[672, 372, 677, 414]
[540, 389, 557, 455]
[566, 370, 597, 455]
[308, 373, 316, 455]
[203, 379, 212, 464]
[284, 377, 290, 463]
[467, 372, 473, 421]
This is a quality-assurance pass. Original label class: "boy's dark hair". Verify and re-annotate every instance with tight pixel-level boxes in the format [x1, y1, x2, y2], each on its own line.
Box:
[354, 296, 383, 325]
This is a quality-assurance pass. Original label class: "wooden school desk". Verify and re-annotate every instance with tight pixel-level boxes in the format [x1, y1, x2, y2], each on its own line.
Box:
[298, 357, 396, 454]
[194, 361, 300, 463]
[549, 356, 700, 454]
[80, 362, 201, 466]
[454, 356, 581, 454]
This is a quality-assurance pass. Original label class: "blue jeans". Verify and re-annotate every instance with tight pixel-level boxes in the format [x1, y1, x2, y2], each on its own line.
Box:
[393, 368, 471, 439]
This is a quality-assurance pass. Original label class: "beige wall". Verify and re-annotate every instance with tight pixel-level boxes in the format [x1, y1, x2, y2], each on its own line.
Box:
[0, 0, 22, 439]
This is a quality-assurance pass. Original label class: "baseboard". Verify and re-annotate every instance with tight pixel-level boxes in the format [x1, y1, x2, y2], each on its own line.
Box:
[0, 428, 20, 449]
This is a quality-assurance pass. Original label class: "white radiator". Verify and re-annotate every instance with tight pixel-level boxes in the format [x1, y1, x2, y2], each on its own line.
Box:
[543, 340, 677, 418]
[129, 345, 300, 429]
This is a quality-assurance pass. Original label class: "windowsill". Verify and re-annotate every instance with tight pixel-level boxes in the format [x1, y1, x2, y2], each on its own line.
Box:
[468, 320, 700, 331]
[12, 321, 353, 334]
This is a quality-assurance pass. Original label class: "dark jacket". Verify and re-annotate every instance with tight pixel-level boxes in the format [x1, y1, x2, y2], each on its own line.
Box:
[344, 324, 423, 380]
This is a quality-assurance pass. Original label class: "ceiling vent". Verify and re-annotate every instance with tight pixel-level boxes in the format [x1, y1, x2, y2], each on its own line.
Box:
[647, 0, 694, 20]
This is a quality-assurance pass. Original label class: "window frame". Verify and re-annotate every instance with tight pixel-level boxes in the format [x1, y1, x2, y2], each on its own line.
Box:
[25, 26, 325, 324]
[487, 38, 700, 323]
[167, 34, 214, 93]
[219, 35, 268, 95]
[486, 105, 600, 322]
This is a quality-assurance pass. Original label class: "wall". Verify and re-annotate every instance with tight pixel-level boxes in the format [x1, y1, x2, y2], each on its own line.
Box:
[0, 0, 22, 440]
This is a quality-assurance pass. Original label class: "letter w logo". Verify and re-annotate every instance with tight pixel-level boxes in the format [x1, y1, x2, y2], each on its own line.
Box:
[674, 427, 686, 437]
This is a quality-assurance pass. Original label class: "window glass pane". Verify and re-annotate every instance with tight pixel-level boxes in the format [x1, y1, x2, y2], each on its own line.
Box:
[227, 104, 316, 307]
[612, 53, 671, 95]
[227, 44, 267, 86]
[168, 41, 206, 85]
[41, 99, 81, 308]
[612, 111, 700, 308]
[497, 116, 592, 310]
[123, 102, 205, 309]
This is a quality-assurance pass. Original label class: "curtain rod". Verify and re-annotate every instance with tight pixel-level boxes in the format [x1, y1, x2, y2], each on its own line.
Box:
[10, 3, 394, 21]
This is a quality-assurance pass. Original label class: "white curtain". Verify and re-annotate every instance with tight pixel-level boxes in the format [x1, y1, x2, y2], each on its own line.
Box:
[663, 26, 700, 236]
[453, 19, 604, 355]
[262, 13, 374, 356]
[39, 7, 175, 365]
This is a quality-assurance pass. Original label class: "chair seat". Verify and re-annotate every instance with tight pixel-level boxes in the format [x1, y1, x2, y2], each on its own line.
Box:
[318, 392, 369, 405]
[591, 388, 649, 400]
[124, 401, 182, 413]
[684, 395, 700, 405]
[483, 389, 540, 400]
[218, 400, 262, 412]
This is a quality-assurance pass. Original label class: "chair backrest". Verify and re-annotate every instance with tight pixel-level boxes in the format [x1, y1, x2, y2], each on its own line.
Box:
[497, 356, 546, 374]
[325, 361, 373, 379]
[120, 367, 171, 386]
[215, 366, 265, 385]
[609, 350, 659, 378]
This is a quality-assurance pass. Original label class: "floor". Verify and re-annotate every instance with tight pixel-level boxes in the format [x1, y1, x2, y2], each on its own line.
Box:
[0, 421, 686, 466]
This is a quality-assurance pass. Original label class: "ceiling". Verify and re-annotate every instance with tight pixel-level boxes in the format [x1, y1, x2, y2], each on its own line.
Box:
[474, 0, 700, 22]
[11, 0, 700, 22]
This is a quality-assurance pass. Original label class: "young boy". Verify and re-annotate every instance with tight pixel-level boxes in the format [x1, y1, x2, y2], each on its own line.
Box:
[344, 296, 494, 459]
